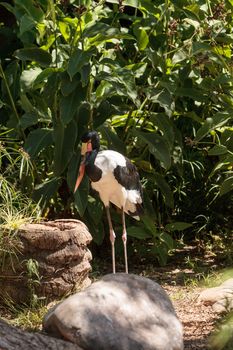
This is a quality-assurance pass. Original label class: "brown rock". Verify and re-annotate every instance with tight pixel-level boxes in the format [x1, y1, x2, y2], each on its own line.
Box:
[0, 219, 92, 304]
[198, 278, 233, 313]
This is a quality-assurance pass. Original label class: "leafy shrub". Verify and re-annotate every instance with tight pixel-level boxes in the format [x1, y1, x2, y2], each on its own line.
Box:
[0, 0, 232, 264]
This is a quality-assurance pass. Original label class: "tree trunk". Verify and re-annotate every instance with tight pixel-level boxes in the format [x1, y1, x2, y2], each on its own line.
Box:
[0, 318, 83, 350]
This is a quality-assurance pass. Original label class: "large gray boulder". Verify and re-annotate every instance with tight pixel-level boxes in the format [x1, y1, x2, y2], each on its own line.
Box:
[43, 273, 183, 350]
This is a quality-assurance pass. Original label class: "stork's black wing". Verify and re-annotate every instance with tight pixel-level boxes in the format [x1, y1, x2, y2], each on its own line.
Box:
[113, 158, 141, 190]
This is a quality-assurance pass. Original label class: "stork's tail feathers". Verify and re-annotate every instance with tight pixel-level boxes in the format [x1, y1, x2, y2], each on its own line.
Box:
[128, 204, 144, 220]
[125, 200, 144, 220]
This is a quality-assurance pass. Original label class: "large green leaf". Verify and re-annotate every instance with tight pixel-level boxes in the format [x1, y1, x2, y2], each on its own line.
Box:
[67, 152, 80, 192]
[20, 67, 42, 90]
[61, 72, 79, 96]
[219, 176, 233, 196]
[87, 218, 104, 245]
[67, 48, 95, 79]
[33, 177, 61, 207]
[20, 94, 34, 113]
[60, 82, 87, 125]
[154, 173, 174, 208]
[74, 175, 90, 216]
[133, 25, 149, 51]
[195, 113, 232, 142]
[0, 2, 15, 15]
[19, 112, 38, 129]
[33, 68, 61, 86]
[125, 62, 148, 78]
[172, 48, 188, 64]
[42, 72, 60, 112]
[208, 145, 228, 156]
[53, 120, 77, 176]
[127, 226, 151, 240]
[175, 87, 207, 102]
[85, 22, 134, 47]
[165, 222, 193, 231]
[76, 101, 91, 128]
[150, 113, 175, 148]
[192, 42, 212, 55]
[93, 100, 113, 129]
[24, 128, 53, 158]
[220, 129, 233, 152]
[148, 88, 174, 116]
[14, 48, 52, 67]
[152, 244, 169, 266]
[135, 130, 171, 169]
[87, 197, 103, 225]
[58, 20, 70, 42]
[19, 14, 35, 36]
[83, 22, 114, 38]
[15, 0, 44, 22]
[160, 232, 174, 250]
[1, 61, 20, 102]
[210, 154, 233, 177]
[99, 126, 126, 154]
[97, 69, 137, 104]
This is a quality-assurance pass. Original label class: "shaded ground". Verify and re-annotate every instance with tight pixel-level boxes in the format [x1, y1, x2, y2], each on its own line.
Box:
[132, 246, 226, 350]
[137, 271, 221, 350]
[93, 242, 229, 350]
[132, 265, 221, 349]
[165, 285, 219, 350]
[1, 242, 231, 349]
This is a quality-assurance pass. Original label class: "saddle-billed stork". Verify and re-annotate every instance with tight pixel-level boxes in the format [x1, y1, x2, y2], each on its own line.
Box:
[74, 131, 143, 273]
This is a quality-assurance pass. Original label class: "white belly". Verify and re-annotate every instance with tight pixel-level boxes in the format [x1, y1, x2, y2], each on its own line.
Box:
[91, 149, 142, 218]
[91, 171, 127, 209]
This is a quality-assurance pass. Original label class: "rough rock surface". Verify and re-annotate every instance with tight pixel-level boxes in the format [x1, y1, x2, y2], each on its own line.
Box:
[0, 318, 83, 350]
[198, 278, 233, 313]
[0, 219, 92, 303]
[43, 273, 184, 350]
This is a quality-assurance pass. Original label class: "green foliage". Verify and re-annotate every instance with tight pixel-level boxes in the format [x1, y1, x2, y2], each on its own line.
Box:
[0, 0, 232, 265]
[0, 130, 41, 270]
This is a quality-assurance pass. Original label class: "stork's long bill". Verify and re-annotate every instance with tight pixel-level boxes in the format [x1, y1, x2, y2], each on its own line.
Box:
[74, 141, 92, 193]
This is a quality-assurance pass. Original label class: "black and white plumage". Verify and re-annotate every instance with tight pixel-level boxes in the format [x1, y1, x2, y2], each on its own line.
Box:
[74, 131, 143, 273]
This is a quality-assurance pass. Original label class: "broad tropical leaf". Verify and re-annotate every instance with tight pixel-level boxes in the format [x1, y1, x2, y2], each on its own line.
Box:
[24, 128, 53, 158]
[53, 120, 77, 176]
[135, 130, 171, 169]
[14, 48, 52, 67]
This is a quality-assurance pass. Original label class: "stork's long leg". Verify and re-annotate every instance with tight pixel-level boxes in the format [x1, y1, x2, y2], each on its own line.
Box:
[122, 208, 128, 274]
[106, 206, 116, 274]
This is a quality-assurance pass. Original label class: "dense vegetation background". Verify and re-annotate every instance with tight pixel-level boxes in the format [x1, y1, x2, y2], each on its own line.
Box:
[0, 0, 232, 265]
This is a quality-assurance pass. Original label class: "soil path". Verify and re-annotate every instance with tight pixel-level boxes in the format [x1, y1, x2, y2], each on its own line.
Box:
[165, 284, 219, 350]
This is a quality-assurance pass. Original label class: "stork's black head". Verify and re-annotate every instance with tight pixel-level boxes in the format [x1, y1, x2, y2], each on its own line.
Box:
[81, 131, 100, 152]
[74, 131, 100, 193]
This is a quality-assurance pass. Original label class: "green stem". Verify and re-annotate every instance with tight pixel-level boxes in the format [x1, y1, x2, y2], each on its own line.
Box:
[0, 63, 25, 141]
[79, 17, 84, 51]
[123, 109, 133, 135]
[206, 0, 213, 17]
[87, 78, 94, 129]
[49, 0, 58, 67]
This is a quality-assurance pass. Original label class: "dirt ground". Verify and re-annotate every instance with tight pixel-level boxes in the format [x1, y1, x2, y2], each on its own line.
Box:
[130, 268, 221, 350]
[0, 242, 230, 349]
[130, 252, 226, 350]
[165, 284, 219, 350]
[98, 242, 227, 350]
